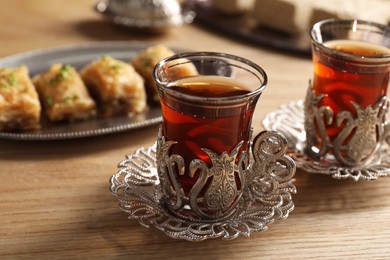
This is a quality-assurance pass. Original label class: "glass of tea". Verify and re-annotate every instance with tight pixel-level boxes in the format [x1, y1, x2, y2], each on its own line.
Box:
[153, 52, 267, 219]
[305, 19, 390, 166]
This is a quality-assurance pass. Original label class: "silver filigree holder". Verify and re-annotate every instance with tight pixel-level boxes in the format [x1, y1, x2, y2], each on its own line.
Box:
[304, 86, 389, 167]
[156, 127, 296, 222]
[110, 127, 296, 241]
[262, 83, 390, 181]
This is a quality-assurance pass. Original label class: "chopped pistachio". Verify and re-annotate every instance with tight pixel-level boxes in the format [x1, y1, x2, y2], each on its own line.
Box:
[49, 78, 57, 86]
[46, 95, 53, 107]
[64, 96, 72, 104]
[63, 94, 79, 104]
[1, 82, 8, 89]
[58, 64, 72, 79]
[111, 63, 122, 72]
[141, 56, 151, 67]
[150, 50, 158, 58]
[0, 72, 18, 88]
[8, 72, 17, 87]
[49, 64, 73, 85]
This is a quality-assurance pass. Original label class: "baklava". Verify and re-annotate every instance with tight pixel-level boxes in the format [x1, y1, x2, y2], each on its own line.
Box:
[81, 55, 147, 117]
[131, 45, 198, 103]
[33, 64, 97, 122]
[0, 66, 41, 131]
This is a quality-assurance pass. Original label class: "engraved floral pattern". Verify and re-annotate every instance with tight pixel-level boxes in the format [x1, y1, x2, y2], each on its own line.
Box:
[188, 143, 246, 219]
[334, 98, 388, 166]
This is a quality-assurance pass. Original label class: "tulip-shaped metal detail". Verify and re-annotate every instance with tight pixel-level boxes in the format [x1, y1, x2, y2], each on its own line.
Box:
[334, 97, 388, 166]
[304, 85, 389, 167]
[187, 143, 247, 219]
[156, 125, 296, 221]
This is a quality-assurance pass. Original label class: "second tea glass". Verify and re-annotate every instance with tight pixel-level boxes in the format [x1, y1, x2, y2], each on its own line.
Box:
[305, 19, 390, 167]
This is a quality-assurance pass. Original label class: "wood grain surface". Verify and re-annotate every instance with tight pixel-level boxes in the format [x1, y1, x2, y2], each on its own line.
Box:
[1, 1, 390, 259]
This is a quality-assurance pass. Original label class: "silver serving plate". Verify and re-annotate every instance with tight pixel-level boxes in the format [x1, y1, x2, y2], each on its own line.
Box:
[262, 100, 390, 181]
[95, 0, 195, 30]
[0, 41, 178, 140]
[110, 142, 296, 241]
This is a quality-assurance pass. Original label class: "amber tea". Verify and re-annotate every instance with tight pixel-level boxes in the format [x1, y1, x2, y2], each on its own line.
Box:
[160, 75, 256, 194]
[154, 52, 267, 218]
[306, 19, 390, 166]
[312, 39, 390, 141]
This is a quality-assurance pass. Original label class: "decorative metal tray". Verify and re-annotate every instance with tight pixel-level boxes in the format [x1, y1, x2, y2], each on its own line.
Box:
[110, 143, 296, 241]
[262, 100, 390, 181]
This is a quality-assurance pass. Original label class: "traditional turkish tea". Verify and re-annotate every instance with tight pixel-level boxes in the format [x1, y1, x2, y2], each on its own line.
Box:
[160, 75, 256, 194]
[312, 39, 390, 141]
[306, 19, 390, 166]
[154, 52, 267, 210]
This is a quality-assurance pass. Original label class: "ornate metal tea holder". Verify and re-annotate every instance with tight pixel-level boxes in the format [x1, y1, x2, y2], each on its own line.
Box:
[110, 127, 296, 241]
[262, 87, 390, 181]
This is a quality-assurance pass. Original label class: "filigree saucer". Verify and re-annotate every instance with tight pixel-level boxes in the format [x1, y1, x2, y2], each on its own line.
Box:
[110, 142, 296, 241]
[262, 100, 390, 181]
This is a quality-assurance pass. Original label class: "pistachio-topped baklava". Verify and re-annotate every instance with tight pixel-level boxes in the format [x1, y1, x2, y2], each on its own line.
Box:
[0, 66, 41, 131]
[33, 64, 97, 122]
[81, 55, 147, 117]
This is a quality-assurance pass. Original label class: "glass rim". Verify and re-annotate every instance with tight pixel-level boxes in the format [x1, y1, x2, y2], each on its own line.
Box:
[311, 19, 390, 60]
[153, 51, 267, 103]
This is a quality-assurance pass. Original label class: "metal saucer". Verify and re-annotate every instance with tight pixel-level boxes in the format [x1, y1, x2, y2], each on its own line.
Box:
[262, 100, 390, 181]
[110, 142, 296, 241]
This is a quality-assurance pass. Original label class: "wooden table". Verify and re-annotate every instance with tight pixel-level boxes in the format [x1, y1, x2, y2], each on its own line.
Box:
[1, 1, 390, 259]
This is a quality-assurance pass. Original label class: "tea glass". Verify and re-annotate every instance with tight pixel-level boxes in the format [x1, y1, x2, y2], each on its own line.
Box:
[153, 52, 267, 220]
[305, 19, 390, 167]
